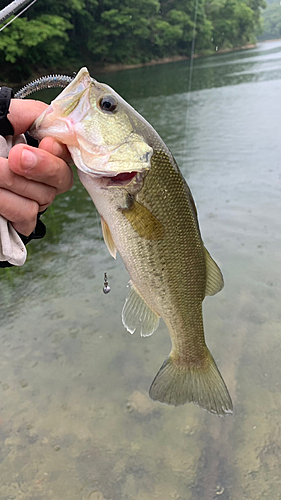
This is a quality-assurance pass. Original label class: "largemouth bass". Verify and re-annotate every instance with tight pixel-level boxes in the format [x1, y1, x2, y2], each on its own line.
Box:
[30, 68, 233, 416]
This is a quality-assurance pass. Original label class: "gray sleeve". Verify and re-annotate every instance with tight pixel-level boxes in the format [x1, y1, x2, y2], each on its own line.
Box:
[0, 134, 26, 158]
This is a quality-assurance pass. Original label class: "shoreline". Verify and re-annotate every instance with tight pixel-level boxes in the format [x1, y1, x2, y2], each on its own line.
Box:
[92, 43, 257, 75]
[4, 40, 279, 87]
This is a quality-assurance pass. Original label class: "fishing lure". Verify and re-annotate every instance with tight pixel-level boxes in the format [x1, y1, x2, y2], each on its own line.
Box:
[15, 74, 73, 98]
[103, 273, 111, 294]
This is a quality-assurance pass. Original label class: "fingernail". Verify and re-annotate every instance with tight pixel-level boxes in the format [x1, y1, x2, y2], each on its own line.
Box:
[21, 149, 37, 169]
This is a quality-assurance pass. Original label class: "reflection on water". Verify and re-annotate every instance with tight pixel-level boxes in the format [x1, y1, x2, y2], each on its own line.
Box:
[98, 39, 281, 98]
[1, 40, 281, 499]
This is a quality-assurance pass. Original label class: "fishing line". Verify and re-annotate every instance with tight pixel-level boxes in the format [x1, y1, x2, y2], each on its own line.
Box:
[0, 0, 38, 32]
[184, 0, 199, 154]
[188, 0, 199, 95]
[93, 207, 110, 293]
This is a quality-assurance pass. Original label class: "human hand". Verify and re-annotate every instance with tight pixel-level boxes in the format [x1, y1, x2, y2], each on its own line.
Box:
[0, 99, 73, 236]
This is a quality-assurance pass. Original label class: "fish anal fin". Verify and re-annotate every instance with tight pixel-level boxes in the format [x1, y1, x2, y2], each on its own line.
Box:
[204, 247, 224, 296]
[120, 197, 164, 240]
[149, 350, 233, 416]
[101, 216, 117, 259]
[122, 281, 160, 337]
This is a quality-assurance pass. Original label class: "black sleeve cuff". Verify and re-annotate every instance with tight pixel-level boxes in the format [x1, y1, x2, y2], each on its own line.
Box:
[17, 212, 47, 245]
[0, 86, 14, 136]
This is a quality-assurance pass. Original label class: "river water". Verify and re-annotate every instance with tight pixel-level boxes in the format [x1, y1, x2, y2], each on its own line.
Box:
[0, 40, 281, 499]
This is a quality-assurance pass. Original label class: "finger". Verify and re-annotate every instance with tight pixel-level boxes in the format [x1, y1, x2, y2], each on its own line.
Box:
[39, 137, 72, 164]
[8, 144, 73, 194]
[0, 187, 39, 236]
[8, 99, 48, 136]
[0, 158, 56, 208]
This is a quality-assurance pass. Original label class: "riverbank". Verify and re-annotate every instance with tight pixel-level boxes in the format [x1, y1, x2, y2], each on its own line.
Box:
[92, 43, 257, 75]
[1, 42, 258, 89]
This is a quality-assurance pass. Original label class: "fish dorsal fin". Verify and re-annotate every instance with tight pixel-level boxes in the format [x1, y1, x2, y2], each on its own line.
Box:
[122, 281, 160, 337]
[204, 247, 224, 296]
[101, 216, 117, 259]
[120, 197, 164, 240]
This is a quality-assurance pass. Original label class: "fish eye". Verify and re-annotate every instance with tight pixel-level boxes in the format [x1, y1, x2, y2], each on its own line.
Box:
[99, 95, 118, 112]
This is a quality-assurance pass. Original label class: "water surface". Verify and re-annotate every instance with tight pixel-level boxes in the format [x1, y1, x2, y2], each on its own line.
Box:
[1, 40, 281, 499]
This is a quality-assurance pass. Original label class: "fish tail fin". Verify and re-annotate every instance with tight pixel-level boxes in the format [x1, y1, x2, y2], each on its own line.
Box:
[149, 350, 233, 416]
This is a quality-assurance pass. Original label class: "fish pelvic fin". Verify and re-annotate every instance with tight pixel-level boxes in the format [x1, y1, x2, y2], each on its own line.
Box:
[122, 281, 160, 337]
[149, 350, 233, 416]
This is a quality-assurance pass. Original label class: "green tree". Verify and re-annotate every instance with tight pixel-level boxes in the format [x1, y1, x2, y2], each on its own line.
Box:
[85, 0, 160, 63]
[206, 0, 264, 49]
[259, 2, 281, 40]
[0, 0, 85, 80]
[0, 0, 267, 82]
[0, 15, 72, 64]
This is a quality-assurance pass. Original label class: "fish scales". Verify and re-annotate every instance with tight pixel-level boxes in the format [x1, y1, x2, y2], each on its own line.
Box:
[30, 67, 233, 416]
[131, 151, 207, 358]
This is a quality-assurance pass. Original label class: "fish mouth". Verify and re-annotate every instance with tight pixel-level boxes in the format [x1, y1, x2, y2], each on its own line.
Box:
[106, 171, 138, 186]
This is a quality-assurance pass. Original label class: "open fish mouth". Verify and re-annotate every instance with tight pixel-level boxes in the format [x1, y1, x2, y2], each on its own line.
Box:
[107, 171, 138, 185]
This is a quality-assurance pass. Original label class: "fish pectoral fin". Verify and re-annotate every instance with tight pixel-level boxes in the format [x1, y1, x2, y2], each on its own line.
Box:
[120, 198, 164, 240]
[204, 247, 224, 296]
[101, 216, 117, 259]
[149, 350, 233, 416]
[122, 281, 160, 337]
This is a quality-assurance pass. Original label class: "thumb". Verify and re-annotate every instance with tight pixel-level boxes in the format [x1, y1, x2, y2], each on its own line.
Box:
[8, 99, 48, 136]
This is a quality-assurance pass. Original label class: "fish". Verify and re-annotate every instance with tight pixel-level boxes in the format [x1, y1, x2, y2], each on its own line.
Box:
[30, 67, 233, 416]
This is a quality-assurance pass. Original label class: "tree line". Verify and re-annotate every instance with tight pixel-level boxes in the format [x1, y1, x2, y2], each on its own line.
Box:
[0, 0, 267, 83]
[259, 0, 281, 41]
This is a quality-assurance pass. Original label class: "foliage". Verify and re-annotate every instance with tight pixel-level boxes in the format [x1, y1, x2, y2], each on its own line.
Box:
[259, 2, 281, 40]
[206, 0, 265, 49]
[0, 0, 267, 81]
[0, 15, 71, 63]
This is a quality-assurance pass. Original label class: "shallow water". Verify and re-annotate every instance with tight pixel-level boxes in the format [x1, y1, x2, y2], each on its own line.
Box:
[1, 40, 281, 499]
